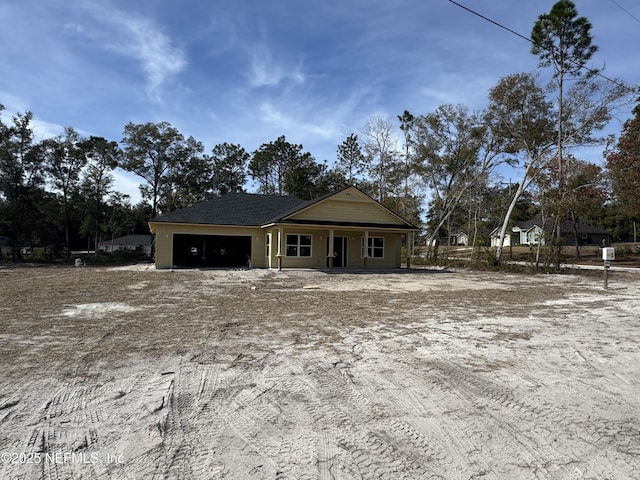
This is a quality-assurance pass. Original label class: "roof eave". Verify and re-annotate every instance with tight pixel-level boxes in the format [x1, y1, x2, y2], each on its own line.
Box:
[263, 221, 418, 232]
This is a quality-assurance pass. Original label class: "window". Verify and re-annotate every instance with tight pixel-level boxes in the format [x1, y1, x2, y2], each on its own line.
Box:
[265, 233, 271, 257]
[361, 236, 384, 258]
[286, 234, 312, 257]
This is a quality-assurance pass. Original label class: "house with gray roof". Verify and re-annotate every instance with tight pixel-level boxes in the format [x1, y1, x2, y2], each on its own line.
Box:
[0, 236, 12, 257]
[490, 219, 611, 248]
[98, 235, 154, 256]
[148, 186, 418, 269]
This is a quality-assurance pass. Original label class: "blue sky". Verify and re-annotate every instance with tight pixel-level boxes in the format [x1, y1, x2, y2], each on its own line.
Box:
[1, 0, 639, 203]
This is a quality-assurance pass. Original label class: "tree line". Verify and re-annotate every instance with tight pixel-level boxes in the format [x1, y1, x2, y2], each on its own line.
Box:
[1, 0, 639, 264]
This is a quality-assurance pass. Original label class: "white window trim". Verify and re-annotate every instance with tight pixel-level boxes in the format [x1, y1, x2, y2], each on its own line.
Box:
[285, 233, 313, 257]
[265, 233, 271, 258]
[361, 236, 384, 259]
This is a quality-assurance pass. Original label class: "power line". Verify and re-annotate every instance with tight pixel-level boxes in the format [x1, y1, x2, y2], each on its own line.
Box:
[608, 0, 640, 25]
[448, 0, 639, 95]
[447, 0, 531, 44]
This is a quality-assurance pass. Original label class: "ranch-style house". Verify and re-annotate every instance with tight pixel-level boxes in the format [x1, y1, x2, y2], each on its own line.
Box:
[148, 186, 418, 269]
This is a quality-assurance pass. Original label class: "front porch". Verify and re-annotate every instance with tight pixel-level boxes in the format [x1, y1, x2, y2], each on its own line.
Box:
[263, 226, 415, 270]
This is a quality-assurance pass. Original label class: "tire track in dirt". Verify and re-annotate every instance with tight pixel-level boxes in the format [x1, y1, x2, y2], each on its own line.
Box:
[292, 352, 436, 479]
[6, 380, 106, 480]
[411, 346, 640, 480]
[349, 359, 497, 479]
[147, 350, 294, 478]
[410, 354, 581, 479]
[347, 333, 593, 479]
[3, 267, 639, 479]
[219, 358, 320, 479]
[121, 363, 220, 478]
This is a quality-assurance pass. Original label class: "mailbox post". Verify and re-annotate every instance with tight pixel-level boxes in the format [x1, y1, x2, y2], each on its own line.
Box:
[602, 247, 615, 289]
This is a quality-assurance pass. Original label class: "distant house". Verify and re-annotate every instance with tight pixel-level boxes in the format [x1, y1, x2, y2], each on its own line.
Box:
[148, 186, 418, 269]
[490, 228, 512, 248]
[490, 219, 611, 247]
[98, 235, 154, 256]
[562, 221, 611, 247]
[512, 221, 546, 246]
[448, 232, 469, 246]
[0, 236, 12, 256]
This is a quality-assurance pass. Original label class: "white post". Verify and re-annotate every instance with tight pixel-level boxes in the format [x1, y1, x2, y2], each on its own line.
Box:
[363, 230, 369, 269]
[276, 227, 283, 270]
[328, 229, 334, 268]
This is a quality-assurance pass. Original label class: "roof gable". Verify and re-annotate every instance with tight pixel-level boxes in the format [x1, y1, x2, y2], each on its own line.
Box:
[277, 186, 416, 229]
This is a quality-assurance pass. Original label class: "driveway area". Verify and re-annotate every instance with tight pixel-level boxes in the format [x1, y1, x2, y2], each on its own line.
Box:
[0, 265, 638, 479]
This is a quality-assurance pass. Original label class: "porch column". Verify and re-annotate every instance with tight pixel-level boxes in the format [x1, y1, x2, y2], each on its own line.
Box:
[406, 231, 413, 269]
[276, 227, 283, 270]
[363, 230, 369, 269]
[327, 229, 334, 268]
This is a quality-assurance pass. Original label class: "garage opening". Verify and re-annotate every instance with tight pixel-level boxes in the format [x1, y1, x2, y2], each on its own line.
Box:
[173, 234, 252, 268]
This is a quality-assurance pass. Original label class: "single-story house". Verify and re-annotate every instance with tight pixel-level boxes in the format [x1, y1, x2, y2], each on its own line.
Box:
[511, 221, 545, 246]
[448, 232, 469, 246]
[98, 235, 154, 256]
[148, 186, 418, 269]
[490, 228, 511, 248]
[490, 219, 611, 247]
[0, 236, 11, 256]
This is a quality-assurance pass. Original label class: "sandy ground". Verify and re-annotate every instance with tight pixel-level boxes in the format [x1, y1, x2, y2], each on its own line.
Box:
[0, 265, 639, 480]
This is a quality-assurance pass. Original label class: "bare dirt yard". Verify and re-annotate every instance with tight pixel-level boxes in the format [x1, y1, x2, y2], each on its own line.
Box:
[0, 265, 639, 480]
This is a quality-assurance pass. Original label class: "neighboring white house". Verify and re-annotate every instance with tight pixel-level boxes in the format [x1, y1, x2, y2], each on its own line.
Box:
[490, 223, 545, 247]
[512, 224, 545, 246]
[98, 235, 154, 256]
[448, 232, 469, 246]
[489, 229, 511, 248]
[490, 219, 611, 248]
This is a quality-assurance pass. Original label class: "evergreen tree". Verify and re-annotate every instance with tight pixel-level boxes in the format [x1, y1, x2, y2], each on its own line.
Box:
[336, 134, 365, 184]
[0, 108, 47, 259]
[531, 0, 598, 262]
[210, 143, 249, 195]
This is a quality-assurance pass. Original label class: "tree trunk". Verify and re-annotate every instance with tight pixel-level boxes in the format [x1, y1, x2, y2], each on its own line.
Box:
[554, 69, 565, 270]
[571, 210, 580, 259]
[495, 160, 536, 262]
[534, 209, 547, 270]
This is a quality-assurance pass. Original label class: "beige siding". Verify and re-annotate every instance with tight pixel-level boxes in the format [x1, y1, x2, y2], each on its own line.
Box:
[264, 228, 326, 269]
[345, 233, 402, 269]
[263, 227, 403, 269]
[154, 224, 173, 268]
[287, 198, 405, 225]
[151, 188, 411, 269]
[152, 223, 264, 268]
[153, 222, 406, 269]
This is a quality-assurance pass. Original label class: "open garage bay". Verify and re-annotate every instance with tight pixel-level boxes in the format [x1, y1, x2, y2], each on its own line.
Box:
[172, 234, 251, 268]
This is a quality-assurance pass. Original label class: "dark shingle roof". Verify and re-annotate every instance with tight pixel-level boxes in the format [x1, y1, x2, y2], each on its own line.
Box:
[515, 219, 609, 235]
[98, 235, 154, 247]
[151, 193, 307, 226]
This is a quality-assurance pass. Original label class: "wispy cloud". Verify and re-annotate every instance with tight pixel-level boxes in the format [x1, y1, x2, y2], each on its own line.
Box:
[31, 118, 65, 142]
[247, 46, 305, 88]
[0, 91, 29, 114]
[0, 101, 64, 142]
[81, 2, 186, 101]
[258, 101, 338, 139]
[112, 169, 142, 203]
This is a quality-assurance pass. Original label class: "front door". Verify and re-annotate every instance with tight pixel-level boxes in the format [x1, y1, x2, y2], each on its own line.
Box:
[326, 236, 347, 267]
